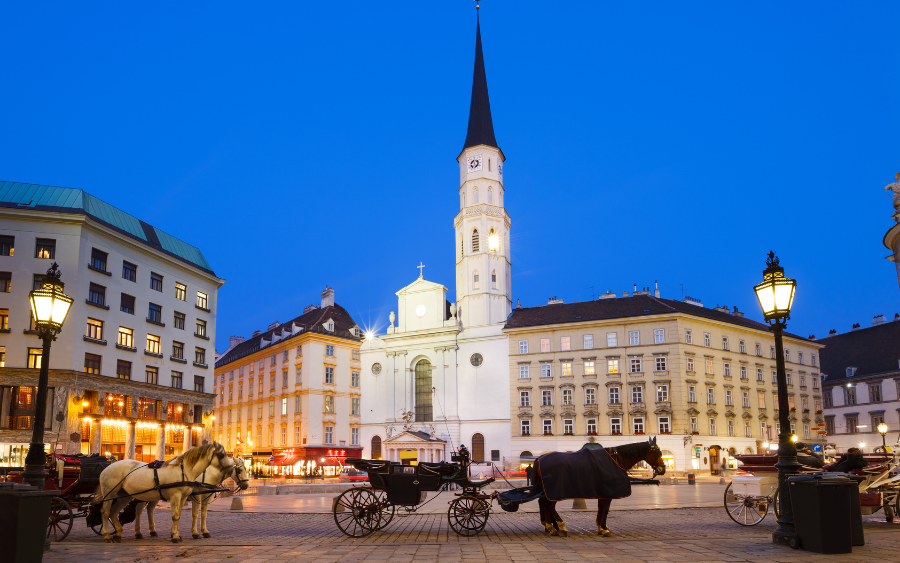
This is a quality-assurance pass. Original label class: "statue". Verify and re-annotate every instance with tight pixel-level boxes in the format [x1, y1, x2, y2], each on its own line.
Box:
[886, 171, 900, 223]
[399, 409, 415, 430]
[385, 424, 394, 439]
[428, 424, 437, 439]
[389, 311, 396, 327]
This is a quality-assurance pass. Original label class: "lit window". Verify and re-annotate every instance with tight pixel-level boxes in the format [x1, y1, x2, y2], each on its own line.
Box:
[561, 362, 572, 376]
[607, 359, 619, 374]
[324, 395, 335, 413]
[560, 336, 570, 351]
[84, 353, 101, 375]
[656, 384, 668, 402]
[146, 334, 161, 354]
[562, 389, 573, 405]
[758, 392, 766, 409]
[281, 398, 287, 415]
[86, 318, 103, 340]
[686, 357, 694, 372]
[195, 319, 207, 337]
[35, 238, 55, 259]
[584, 361, 595, 375]
[175, 282, 186, 301]
[0, 235, 13, 256]
[705, 359, 714, 375]
[196, 291, 208, 310]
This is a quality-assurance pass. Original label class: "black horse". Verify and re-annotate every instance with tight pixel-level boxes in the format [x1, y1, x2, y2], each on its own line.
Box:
[531, 438, 666, 536]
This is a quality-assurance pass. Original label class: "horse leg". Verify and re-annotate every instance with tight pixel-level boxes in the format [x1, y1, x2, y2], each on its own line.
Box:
[191, 496, 201, 539]
[134, 502, 144, 539]
[201, 496, 211, 537]
[147, 501, 158, 536]
[109, 498, 130, 542]
[100, 498, 114, 543]
[538, 498, 554, 534]
[169, 492, 185, 543]
[549, 501, 566, 537]
[597, 499, 612, 536]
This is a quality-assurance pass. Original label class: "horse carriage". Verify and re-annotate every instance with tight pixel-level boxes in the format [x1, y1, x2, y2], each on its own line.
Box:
[333, 438, 667, 538]
[40, 453, 112, 541]
[724, 451, 900, 526]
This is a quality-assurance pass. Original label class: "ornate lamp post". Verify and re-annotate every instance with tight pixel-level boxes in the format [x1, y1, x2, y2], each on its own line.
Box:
[22, 263, 73, 488]
[753, 251, 797, 546]
[878, 422, 889, 450]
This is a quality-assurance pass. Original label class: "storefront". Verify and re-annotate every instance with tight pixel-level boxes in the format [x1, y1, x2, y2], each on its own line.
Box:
[266, 446, 363, 478]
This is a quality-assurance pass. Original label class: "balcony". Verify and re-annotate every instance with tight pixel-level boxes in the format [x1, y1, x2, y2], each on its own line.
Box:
[144, 350, 163, 358]
[85, 299, 109, 311]
[195, 305, 211, 313]
[87, 263, 111, 276]
[146, 317, 165, 328]
[194, 362, 208, 369]
[194, 332, 210, 341]
[170, 355, 187, 364]
[116, 343, 136, 352]
[83, 335, 107, 346]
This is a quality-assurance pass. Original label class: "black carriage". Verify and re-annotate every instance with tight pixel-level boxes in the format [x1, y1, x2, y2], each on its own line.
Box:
[333, 449, 496, 537]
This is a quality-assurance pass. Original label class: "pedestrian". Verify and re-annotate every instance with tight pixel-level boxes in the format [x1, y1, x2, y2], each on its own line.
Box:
[525, 464, 533, 486]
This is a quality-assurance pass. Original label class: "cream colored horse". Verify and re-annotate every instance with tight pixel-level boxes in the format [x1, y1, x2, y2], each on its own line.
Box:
[134, 456, 250, 539]
[95, 442, 230, 543]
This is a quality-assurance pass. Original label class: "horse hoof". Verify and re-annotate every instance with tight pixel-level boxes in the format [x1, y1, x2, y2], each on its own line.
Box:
[114, 536, 122, 543]
[171, 537, 179, 544]
[202, 533, 210, 538]
[104, 538, 113, 544]
[601, 529, 612, 537]
[192, 534, 200, 539]
[135, 533, 143, 540]
[549, 529, 559, 537]
[150, 531, 158, 537]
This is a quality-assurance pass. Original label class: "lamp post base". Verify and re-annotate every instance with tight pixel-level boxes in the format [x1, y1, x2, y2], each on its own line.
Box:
[772, 528, 799, 548]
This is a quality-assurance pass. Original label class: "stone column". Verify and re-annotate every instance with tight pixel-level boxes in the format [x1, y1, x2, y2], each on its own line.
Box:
[90, 419, 102, 454]
[183, 427, 192, 453]
[155, 425, 166, 461]
[125, 422, 136, 460]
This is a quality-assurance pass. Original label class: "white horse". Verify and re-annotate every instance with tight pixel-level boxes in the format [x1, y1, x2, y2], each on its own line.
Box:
[95, 442, 230, 543]
[133, 456, 250, 539]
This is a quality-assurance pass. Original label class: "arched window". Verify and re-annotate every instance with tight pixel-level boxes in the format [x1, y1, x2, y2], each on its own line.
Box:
[520, 450, 533, 458]
[461, 191, 466, 208]
[414, 359, 433, 422]
[491, 270, 497, 289]
[488, 228, 498, 252]
[473, 188, 479, 204]
[473, 270, 479, 289]
[488, 188, 493, 204]
[488, 158, 491, 171]
[472, 229, 479, 252]
[472, 433, 485, 462]
[460, 234, 464, 258]
[371, 436, 382, 460]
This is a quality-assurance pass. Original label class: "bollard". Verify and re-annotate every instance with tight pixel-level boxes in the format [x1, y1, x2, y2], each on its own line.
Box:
[230, 496, 243, 510]
[719, 477, 726, 485]
[332, 495, 345, 512]
[572, 498, 587, 509]
[671, 476, 678, 485]
[687, 473, 696, 485]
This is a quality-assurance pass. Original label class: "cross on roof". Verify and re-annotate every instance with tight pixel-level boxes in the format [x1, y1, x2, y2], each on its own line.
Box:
[417, 262, 425, 278]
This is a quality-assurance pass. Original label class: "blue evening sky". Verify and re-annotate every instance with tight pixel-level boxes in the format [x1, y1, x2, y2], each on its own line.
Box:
[3, 2, 899, 352]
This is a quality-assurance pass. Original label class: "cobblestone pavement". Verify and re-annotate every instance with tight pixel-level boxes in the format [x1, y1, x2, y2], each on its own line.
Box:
[45, 507, 900, 563]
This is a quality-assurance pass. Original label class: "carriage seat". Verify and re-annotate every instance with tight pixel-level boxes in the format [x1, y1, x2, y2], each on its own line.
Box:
[416, 461, 460, 478]
[345, 458, 397, 472]
[454, 476, 495, 489]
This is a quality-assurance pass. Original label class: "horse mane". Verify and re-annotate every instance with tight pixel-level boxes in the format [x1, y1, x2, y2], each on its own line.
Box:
[607, 441, 650, 466]
[161, 454, 183, 467]
[176, 443, 221, 468]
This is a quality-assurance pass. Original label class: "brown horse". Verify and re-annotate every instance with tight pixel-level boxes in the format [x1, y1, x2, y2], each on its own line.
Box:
[533, 438, 666, 537]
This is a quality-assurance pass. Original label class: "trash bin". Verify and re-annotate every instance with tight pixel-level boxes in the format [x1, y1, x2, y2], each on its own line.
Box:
[833, 473, 865, 546]
[788, 473, 853, 554]
[0, 483, 59, 563]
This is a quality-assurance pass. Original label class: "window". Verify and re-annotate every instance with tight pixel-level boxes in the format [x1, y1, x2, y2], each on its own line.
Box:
[35, 238, 55, 259]
[739, 340, 746, 354]
[295, 395, 301, 413]
[584, 361, 595, 375]
[584, 334, 593, 349]
[688, 385, 696, 403]
[656, 384, 668, 402]
[562, 388, 573, 405]
[146, 366, 158, 385]
[238, 383, 243, 398]
[758, 392, 766, 409]
[755, 343, 761, 356]
[813, 376, 819, 389]
[0, 308, 6, 330]
[586, 387, 596, 404]
[148, 303, 162, 323]
[543, 419, 553, 434]
[521, 419, 531, 435]
[194, 376, 205, 392]
[90, 248, 108, 271]
[727, 419, 735, 437]
[172, 341, 183, 359]
[561, 362, 572, 376]
[197, 291, 208, 309]
[542, 389, 552, 406]
[122, 261, 136, 282]
[798, 352, 803, 365]
[815, 397, 821, 411]
[116, 359, 131, 380]
[607, 359, 619, 374]
[0, 235, 13, 256]
[325, 366, 335, 384]
[150, 272, 163, 292]
[655, 356, 667, 371]
[0, 272, 9, 293]
[631, 386, 643, 403]
[541, 363, 551, 378]
[846, 416, 858, 434]
[870, 384, 882, 403]
[540, 338, 550, 352]
[761, 421, 769, 440]
[351, 371, 360, 387]
[785, 350, 791, 362]
[351, 427, 360, 446]
[703, 333, 711, 347]
[146, 334, 160, 354]
[654, 329, 664, 344]
[757, 367, 763, 381]
[707, 387, 715, 404]
[722, 337, 729, 350]
[195, 347, 206, 365]
[741, 390, 750, 408]
[610, 418, 622, 434]
[88, 283, 106, 307]
[725, 389, 733, 406]
[630, 358, 641, 373]
[120, 293, 135, 315]
[324, 395, 335, 413]
[799, 375, 806, 388]
[629, 331, 639, 346]
[843, 386, 857, 405]
[270, 374, 275, 391]
[280, 397, 287, 415]
[724, 363, 731, 377]
[705, 359, 714, 375]
[519, 340, 528, 354]
[770, 346, 776, 359]
[519, 390, 530, 406]
[519, 365, 530, 379]
[633, 417, 645, 434]
[324, 426, 334, 444]
[811, 354, 817, 367]
[326, 345, 335, 357]
[171, 372, 183, 389]
[686, 357, 694, 372]
[587, 419, 597, 434]
[491, 271, 497, 288]
[472, 229, 479, 252]
[740, 365, 747, 379]
[690, 417, 699, 433]
[608, 386, 620, 404]
[563, 419, 574, 434]
[560, 336, 570, 351]
[654, 416, 670, 434]
[84, 353, 101, 374]
[685, 329, 692, 344]
[709, 418, 717, 435]
[196, 319, 207, 337]
[472, 271, 479, 288]
[282, 371, 288, 388]
[86, 318, 103, 340]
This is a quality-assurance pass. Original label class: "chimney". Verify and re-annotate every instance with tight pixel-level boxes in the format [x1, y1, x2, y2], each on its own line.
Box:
[714, 304, 731, 314]
[547, 296, 564, 305]
[622, 291, 630, 297]
[684, 296, 703, 307]
[598, 291, 616, 300]
[828, 329, 836, 336]
[808, 334, 816, 340]
[252, 330, 261, 337]
[851, 323, 861, 331]
[229, 336, 245, 348]
[633, 283, 637, 293]
[872, 314, 886, 326]
[654, 280, 660, 298]
[732, 306, 744, 318]
[516, 299, 521, 309]
[321, 286, 335, 308]
[303, 304, 318, 314]
[267, 321, 280, 331]
[895, 313, 900, 321]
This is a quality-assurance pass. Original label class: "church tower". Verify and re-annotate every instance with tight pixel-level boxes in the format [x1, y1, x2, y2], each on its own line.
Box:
[455, 12, 512, 328]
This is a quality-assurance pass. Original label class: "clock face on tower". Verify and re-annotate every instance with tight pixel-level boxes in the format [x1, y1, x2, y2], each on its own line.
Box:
[467, 155, 483, 173]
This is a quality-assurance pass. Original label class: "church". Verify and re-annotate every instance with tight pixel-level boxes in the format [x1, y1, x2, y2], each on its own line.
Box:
[359, 13, 513, 465]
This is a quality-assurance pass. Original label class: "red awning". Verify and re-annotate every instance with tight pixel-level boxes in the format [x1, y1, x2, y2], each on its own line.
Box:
[266, 446, 363, 466]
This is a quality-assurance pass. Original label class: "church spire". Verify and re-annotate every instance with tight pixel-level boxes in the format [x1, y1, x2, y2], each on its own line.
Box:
[462, 10, 499, 152]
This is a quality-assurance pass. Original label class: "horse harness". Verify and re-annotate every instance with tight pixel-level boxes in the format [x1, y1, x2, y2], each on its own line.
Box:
[606, 446, 663, 483]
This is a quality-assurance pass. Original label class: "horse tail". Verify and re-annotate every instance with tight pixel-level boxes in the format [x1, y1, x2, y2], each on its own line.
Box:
[93, 484, 102, 504]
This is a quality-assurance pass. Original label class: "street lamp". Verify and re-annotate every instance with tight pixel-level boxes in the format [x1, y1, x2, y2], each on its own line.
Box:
[753, 251, 798, 547]
[22, 263, 73, 488]
[878, 422, 888, 449]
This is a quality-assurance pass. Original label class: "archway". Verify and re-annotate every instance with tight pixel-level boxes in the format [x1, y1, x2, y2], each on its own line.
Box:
[371, 435, 382, 460]
[709, 445, 721, 475]
[415, 359, 433, 422]
[472, 433, 485, 462]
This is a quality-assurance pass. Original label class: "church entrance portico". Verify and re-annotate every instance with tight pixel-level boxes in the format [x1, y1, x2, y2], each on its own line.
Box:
[383, 430, 446, 464]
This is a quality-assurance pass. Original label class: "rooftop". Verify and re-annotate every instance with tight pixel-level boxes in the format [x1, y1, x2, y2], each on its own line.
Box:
[815, 320, 900, 383]
[0, 181, 215, 275]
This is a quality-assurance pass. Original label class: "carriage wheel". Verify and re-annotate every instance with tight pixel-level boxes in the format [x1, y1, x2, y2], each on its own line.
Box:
[773, 487, 781, 518]
[47, 497, 74, 541]
[372, 490, 395, 530]
[723, 483, 768, 526]
[448, 496, 490, 536]
[91, 524, 103, 536]
[333, 488, 379, 537]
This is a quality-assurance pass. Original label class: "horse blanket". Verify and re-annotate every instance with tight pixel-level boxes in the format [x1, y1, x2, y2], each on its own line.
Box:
[536, 446, 631, 502]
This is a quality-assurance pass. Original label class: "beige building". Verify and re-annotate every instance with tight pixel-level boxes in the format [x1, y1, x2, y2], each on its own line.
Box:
[503, 291, 825, 474]
[213, 288, 363, 477]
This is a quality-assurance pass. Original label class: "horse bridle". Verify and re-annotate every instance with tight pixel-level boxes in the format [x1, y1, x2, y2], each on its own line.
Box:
[607, 444, 666, 478]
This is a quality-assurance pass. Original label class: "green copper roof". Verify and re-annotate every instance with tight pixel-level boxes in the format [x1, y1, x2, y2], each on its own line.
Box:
[0, 181, 214, 274]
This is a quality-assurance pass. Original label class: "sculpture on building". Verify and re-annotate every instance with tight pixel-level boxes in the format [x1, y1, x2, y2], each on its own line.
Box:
[399, 409, 415, 430]
[886, 171, 900, 223]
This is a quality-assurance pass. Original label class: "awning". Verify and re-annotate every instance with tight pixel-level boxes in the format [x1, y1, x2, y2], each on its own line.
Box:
[267, 446, 363, 466]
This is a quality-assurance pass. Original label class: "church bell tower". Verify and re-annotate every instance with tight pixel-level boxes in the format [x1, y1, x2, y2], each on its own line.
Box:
[455, 11, 512, 328]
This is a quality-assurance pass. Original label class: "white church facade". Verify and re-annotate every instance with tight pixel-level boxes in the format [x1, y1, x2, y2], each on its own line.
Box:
[359, 15, 512, 465]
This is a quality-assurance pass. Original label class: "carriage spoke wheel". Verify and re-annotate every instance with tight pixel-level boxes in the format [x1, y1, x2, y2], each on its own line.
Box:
[47, 497, 74, 541]
[723, 482, 768, 526]
[373, 490, 395, 530]
[448, 496, 490, 536]
[773, 487, 781, 519]
[333, 488, 379, 537]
